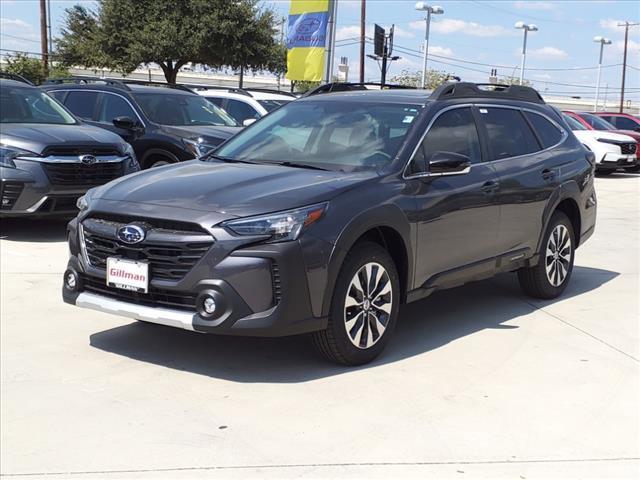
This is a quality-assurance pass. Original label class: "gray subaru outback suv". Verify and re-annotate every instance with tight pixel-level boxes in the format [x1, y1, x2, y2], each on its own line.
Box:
[62, 82, 596, 365]
[0, 78, 139, 217]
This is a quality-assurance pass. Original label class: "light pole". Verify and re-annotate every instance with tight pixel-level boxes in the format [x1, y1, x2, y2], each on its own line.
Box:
[514, 21, 538, 85]
[415, 2, 444, 89]
[593, 36, 611, 111]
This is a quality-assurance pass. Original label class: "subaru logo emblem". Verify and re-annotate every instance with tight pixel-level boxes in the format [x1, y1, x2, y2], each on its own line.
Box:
[80, 155, 97, 165]
[116, 225, 146, 244]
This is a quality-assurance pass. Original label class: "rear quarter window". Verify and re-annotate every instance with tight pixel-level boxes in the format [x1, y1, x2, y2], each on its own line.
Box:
[524, 111, 564, 149]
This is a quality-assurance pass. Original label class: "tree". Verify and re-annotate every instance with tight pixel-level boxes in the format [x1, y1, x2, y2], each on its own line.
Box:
[56, 0, 284, 84]
[499, 75, 532, 87]
[390, 68, 456, 89]
[0, 53, 69, 85]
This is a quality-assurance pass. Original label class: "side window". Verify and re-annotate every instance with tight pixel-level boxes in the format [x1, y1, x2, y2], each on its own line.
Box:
[612, 116, 638, 131]
[63, 91, 99, 120]
[48, 90, 67, 102]
[98, 94, 137, 123]
[599, 115, 614, 125]
[423, 107, 482, 164]
[205, 96, 224, 107]
[480, 107, 540, 160]
[524, 111, 563, 149]
[225, 99, 260, 123]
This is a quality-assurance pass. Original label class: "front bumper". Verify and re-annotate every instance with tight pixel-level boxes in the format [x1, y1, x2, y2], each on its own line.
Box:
[1, 157, 136, 217]
[62, 216, 330, 337]
[597, 153, 637, 169]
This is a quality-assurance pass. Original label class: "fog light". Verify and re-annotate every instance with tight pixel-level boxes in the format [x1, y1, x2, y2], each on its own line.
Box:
[64, 269, 79, 291]
[203, 296, 217, 314]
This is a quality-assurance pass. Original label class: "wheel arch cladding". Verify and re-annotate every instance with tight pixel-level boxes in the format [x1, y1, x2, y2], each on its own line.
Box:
[555, 198, 581, 247]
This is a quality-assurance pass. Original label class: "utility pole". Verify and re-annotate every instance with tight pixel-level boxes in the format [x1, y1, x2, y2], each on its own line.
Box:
[617, 21, 639, 113]
[323, 0, 338, 84]
[359, 0, 366, 83]
[39, 0, 49, 76]
[47, 0, 53, 66]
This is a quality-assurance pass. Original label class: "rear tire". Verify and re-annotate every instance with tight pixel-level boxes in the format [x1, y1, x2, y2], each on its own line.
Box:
[311, 242, 400, 365]
[518, 211, 575, 300]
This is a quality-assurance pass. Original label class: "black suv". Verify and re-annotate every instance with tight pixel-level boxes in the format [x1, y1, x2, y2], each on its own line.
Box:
[0, 77, 139, 217]
[42, 78, 241, 169]
[62, 82, 597, 365]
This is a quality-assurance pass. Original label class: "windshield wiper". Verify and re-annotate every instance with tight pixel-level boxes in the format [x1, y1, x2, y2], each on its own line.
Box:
[202, 154, 256, 165]
[264, 161, 329, 171]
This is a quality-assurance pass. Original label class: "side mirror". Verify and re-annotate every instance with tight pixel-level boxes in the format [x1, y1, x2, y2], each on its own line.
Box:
[113, 116, 143, 131]
[428, 151, 471, 175]
[242, 118, 257, 127]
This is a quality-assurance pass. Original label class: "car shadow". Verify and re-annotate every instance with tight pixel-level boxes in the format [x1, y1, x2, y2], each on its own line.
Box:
[89, 266, 619, 383]
[0, 218, 70, 242]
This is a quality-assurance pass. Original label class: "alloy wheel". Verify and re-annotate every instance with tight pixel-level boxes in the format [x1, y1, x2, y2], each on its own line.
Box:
[344, 262, 393, 349]
[545, 224, 572, 287]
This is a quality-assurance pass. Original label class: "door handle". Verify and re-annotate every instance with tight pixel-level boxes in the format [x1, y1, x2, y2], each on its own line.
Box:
[542, 168, 556, 181]
[480, 180, 499, 194]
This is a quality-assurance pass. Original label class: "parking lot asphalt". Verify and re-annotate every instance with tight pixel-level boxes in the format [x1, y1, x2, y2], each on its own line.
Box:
[1, 174, 639, 479]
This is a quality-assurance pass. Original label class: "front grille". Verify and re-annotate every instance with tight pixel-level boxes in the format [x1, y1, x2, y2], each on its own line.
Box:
[621, 143, 637, 155]
[0, 181, 23, 210]
[80, 274, 197, 311]
[42, 146, 120, 157]
[81, 217, 213, 281]
[43, 161, 124, 187]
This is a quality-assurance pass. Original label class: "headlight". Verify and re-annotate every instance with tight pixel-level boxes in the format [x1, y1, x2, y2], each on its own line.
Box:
[183, 138, 218, 158]
[596, 138, 624, 146]
[76, 188, 96, 211]
[0, 144, 36, 169]
[124, 143, 139, 169]
[221, 203, 327, 243]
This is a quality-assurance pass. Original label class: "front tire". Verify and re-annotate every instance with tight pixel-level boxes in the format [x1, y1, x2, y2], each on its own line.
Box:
[518, 211, 575, 299]
[312, 242, 400, 365]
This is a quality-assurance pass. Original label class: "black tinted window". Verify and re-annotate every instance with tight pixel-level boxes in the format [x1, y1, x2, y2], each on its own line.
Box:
[205, 96, 224, 106]
[225, 99, 260, 123]
[525, 111, 563, 149]
[481, 108, 540, 159]
[421, 107, 482, 165]
[49, 90, 66, 102]
[611, 116, 638, 130]
[99, 93, 136, 123]
[64, 91, 99, 119]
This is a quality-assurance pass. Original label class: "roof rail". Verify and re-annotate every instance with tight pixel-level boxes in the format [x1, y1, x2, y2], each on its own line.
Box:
[303, 82, 415, 97]
[182, 84, 252, 97]
[119, 79, 195, 93]
[429, 82, 545, 104]
[42, 76, 131, 90]
[0, 72, 34, 85]
[244, 87, 297, 98]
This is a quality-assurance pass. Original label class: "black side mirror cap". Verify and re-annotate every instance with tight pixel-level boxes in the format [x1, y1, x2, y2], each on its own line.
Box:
[428, 151, 471, 175]
[113, 116, 141, 131]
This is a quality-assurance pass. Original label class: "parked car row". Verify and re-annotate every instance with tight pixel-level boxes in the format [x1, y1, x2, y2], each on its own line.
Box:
[0, 74, 298, 216]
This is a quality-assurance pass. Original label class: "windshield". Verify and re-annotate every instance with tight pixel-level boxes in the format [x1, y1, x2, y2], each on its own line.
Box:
[563, 114, 586, 131]
[580, 113, 615, 131]
[258, 99, 291, 112]
[0, 86, 76, 124]
[134, 93, 238, 126]
[215, 100, 422, 172]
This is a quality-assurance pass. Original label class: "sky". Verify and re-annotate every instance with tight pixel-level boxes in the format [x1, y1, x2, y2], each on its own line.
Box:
[1, 0, 638, 101]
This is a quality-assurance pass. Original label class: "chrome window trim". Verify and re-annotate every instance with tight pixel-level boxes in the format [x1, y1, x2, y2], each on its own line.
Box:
[402, 102, 569, 179]
[49, 89, 146, 127]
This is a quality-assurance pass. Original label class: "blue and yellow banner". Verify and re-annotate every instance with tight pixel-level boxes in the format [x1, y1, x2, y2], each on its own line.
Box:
[286, 0, 329, 81]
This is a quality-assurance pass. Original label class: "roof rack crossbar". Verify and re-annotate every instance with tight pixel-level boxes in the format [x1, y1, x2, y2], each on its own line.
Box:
[429, 82, 545, 104]
[244, 87, 297, 98]
[119, 79, 194, 93]
[42, 76, 131, 90]
[0, 72, 34, 85]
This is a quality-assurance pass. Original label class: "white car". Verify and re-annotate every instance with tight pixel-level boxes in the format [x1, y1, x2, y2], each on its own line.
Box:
[563, 114, 638, 175]
[191, 87, 295, 126]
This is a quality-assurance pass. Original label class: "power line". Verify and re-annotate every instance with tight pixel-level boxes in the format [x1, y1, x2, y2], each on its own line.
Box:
[0, 33, 40, 44]
[469, 0, 594, 26]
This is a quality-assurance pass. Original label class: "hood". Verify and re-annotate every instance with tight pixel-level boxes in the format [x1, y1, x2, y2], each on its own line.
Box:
[0, 123, 126, 155]
[572, 130, 637, 143]
[92, 160, 375, 217]
[160, 125, 241, 145]
[611, 129, 640, 142]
